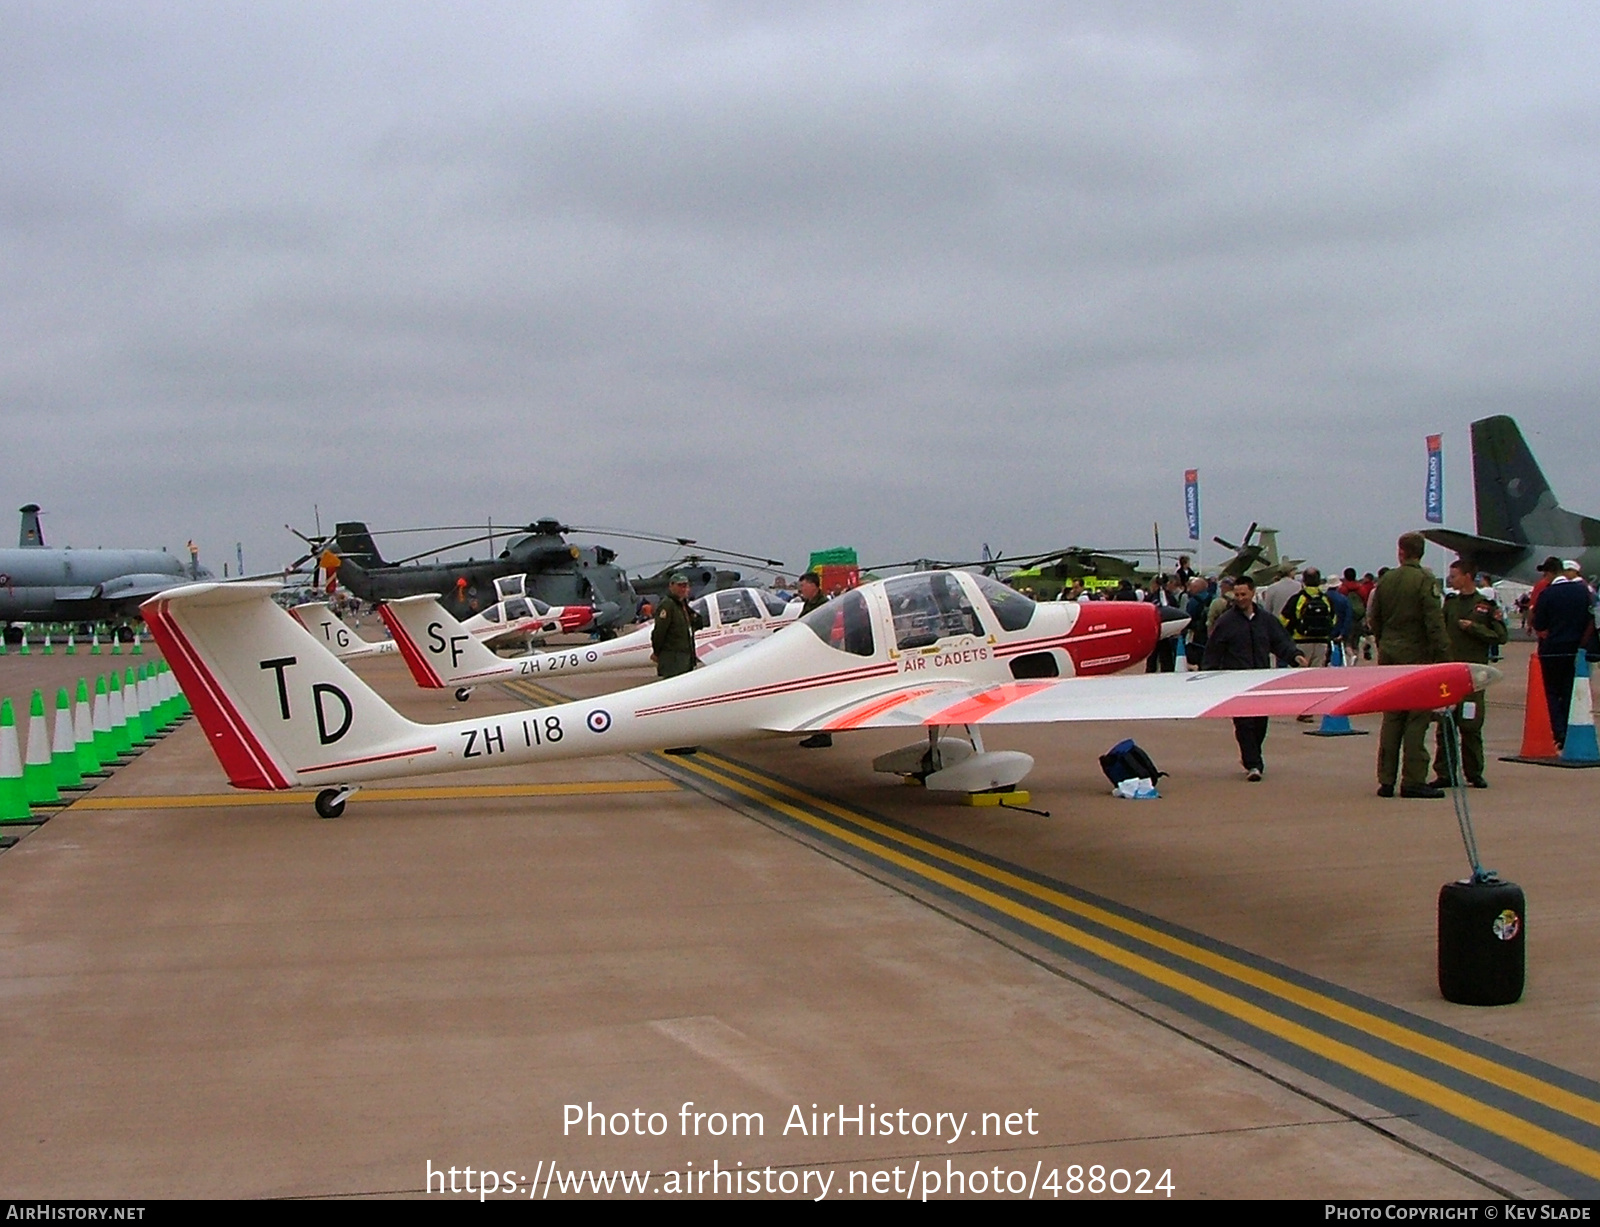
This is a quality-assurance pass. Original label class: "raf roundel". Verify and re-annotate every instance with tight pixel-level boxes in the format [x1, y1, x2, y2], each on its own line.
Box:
[586, 709, 612, 734]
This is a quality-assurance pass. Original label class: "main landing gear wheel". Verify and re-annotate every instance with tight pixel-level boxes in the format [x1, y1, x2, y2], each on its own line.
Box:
[455, 687, 473, 702]
[314, 789, 347, 820]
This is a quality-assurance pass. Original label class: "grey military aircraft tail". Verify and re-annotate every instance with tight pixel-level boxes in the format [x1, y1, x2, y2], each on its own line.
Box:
[1423, 416, 1600, 582]
[19, 503, 44, 548]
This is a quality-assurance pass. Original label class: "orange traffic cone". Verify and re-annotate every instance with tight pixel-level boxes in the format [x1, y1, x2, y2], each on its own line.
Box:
[1502, 653, 1560, 763]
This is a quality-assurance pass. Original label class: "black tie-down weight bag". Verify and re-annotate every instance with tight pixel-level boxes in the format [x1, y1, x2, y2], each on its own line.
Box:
[1438, 878, 1525, 1006]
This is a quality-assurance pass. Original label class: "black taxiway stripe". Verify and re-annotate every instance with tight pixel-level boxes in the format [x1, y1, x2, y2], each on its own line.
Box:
[645, 746, 1600, 1199]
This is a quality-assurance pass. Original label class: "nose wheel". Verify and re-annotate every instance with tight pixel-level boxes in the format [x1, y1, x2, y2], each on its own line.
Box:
[314, 787, 358, 819]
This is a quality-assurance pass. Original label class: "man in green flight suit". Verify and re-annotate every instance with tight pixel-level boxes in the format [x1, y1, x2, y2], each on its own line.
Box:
[651, 573, 704, 679]
[1428, 558, 1508, 789]
[797, 571, 827, 616]
[651, 573, 705, 756]
[795, 571, 833, 748]
[1369, 532, 1452, 798]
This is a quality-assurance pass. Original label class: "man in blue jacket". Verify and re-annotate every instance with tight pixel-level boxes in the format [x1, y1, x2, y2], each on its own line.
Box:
[1531, 560, 1598, 749]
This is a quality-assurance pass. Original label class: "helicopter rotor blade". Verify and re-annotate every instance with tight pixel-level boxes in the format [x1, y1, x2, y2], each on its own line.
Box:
[570, 526, 782, 567]
[379, 532, 522, 568]
[570, 525, 697, 549]
[344, 523, 548, 538]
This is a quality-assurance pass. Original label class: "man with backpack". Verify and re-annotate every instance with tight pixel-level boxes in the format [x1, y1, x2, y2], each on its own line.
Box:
[1282, 568, 1338, 667]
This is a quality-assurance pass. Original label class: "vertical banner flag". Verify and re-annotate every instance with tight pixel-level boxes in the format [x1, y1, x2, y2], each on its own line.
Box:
[1184, 470, 1201, 541]
[1425, 435, 1444, 524]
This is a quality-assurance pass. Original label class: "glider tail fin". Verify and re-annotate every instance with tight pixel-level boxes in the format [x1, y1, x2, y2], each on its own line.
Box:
[379, 595, 506, 688]
[143, 583, 420, 789]
[289, 601, 369, 659]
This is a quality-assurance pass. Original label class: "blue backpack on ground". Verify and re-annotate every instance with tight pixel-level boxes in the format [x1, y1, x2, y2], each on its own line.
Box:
[1099, 739, 1167, 787]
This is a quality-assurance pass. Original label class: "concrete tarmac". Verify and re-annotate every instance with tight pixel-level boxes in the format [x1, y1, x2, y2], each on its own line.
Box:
[0, 641, 1593, 1199]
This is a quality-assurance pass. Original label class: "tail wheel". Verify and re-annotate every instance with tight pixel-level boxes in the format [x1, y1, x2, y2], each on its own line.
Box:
[455, 687, 473, 702]
[314, 789, 347, 820]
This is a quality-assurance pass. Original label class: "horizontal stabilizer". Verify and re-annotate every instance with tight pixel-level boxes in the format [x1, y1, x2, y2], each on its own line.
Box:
[1420, 529, 1530, 573]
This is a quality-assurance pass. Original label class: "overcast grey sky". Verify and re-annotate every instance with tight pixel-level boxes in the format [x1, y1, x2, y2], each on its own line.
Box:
[4, 2, 1597, 580]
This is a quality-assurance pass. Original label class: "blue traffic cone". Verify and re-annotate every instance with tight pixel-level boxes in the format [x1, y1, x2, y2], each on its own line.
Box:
[1560, 649, 1599, 764]
[1305, 642, 1368, 737]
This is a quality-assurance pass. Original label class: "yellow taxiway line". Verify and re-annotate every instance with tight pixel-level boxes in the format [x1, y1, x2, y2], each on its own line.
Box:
[665, 749, 1600, 1184]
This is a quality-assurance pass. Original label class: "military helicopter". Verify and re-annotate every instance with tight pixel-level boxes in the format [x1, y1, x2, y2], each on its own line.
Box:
[288, 518, 637, 634]
[1212, 523, 1305, 586]
[631, 547, 787, 603]
[997, 548, 1158, 598]
[866, 544, 1158, 600]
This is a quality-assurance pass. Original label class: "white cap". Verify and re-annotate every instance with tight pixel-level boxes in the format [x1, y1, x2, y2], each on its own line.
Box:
[1562, 559, 1581, 572]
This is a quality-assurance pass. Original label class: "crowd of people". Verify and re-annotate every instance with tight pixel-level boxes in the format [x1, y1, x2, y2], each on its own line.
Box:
[1044, 536, 1598, 792]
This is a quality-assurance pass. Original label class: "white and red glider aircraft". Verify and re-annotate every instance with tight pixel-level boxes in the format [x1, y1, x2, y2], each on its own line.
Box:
[378, 584, 799, 699]
[457, 573, 596, 649]
[289, 601, 399, 660]
[144, 571, 1496, 818]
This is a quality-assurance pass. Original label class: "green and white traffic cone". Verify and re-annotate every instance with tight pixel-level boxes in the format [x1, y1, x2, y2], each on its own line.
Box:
[66, 629, 77, 655]
[108, 673, 132, 756]
[154, 664, 175, 729]
[23, 691, 60, 807]
[131, 626, 143, 655]
[90, 629, 101, 655]
[52, 688, 83, 790]
[19, 628, 30, 656]
[110, 630, 121, 656]
[148, 666, 169, 734]
[42, 631, 53, 655]
[131, 667, 150, 741]
[126, 668, 152, 744]
[92, 676, 116, 764]
[0, 700, 30, 823]
[75, 679, 104, 777]
[139, 667, 158, 740]
[169, 662, 190, 716]
[140, 667, 157, 740]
